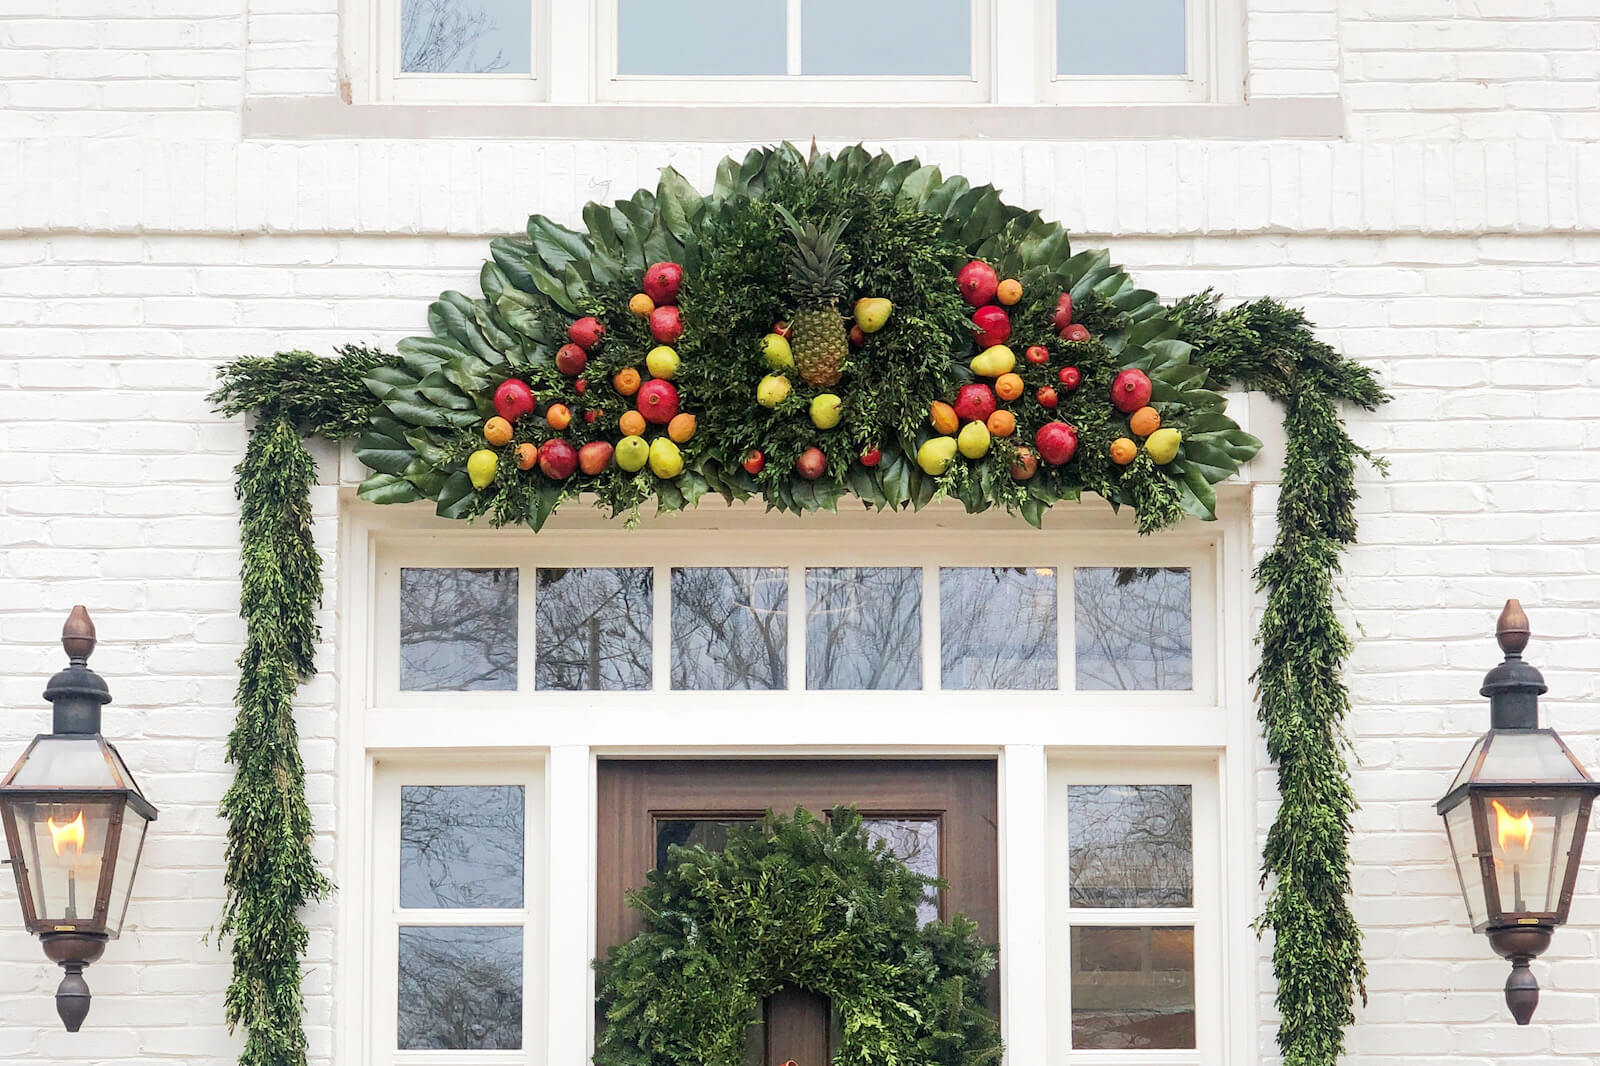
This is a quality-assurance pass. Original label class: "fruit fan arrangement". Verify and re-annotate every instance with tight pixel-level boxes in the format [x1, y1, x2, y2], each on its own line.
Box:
[356, 144, 1261, 533]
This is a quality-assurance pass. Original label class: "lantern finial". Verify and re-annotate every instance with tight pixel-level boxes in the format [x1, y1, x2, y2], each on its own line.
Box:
[62, 605, 96, 665]
[1496, 599, 1530, 658]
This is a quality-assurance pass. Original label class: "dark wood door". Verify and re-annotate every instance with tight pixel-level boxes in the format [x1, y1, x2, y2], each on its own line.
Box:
[596, 759, 1000, 1066]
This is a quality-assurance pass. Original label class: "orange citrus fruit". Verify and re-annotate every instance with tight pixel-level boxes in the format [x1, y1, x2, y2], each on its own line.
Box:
[515, 442, 538, 470]
[628, 293, 654, 315]
[995, 372, 1024, 401]
[667, 412, 697, 443]
[613, 367, 641, 396]
[1109, 438, 1138, 465]
[986, 409, 1016, 437]
[619, 410, 646, 437]
[545, 403, 572, 430]
[1129, 406, 1161, 437]
[483, 416, 513, 446]
[996, 279, 1023, 305]
[929, 401, 959, 435]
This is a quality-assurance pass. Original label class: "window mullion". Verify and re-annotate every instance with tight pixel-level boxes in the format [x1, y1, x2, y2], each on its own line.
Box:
[785, 0, 803, 77]
[993, 0, 1038, 104]
[552, 0, 595, 102]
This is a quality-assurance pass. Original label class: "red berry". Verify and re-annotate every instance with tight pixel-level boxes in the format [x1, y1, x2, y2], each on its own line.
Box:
[1058, 366, 1082, 390]
[575, 377, 587, 395]
[859, 446, 882, 467]
[584, 409, 599, 424]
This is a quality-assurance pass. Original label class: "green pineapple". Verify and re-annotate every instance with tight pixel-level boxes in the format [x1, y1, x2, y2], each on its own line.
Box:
[775, 207, 851, 387]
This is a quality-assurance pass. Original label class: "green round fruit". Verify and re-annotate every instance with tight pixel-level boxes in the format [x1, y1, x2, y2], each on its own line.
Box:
[810, 393, 843, 430]
[467, 449, 499, 489]
[760, 333, 794, 369]
[917, 436, 958, 475]
[1146, 428, 1182, 465]
[649, 437, 684, 478]
[615, 435, 650, 472]
[957, 420, 991, 459]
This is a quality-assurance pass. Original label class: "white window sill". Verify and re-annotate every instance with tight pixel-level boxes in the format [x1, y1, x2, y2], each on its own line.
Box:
[243, 94, 1344, 141]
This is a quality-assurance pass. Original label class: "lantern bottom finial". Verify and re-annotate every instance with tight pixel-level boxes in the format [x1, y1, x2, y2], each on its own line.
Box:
[1486, 925, 1553, 1025]
[40, 932, 107, 1032]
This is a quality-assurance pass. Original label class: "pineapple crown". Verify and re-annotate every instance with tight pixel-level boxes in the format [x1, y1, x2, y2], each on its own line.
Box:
[774, 205, 850, 305]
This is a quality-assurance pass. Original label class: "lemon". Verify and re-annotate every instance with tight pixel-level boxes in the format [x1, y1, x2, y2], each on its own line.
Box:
[649, 437, 684, 478]
[467, 449, 499, 490]
[615, 436, 650, 472]
[645, 345, 680, 379]
[1145, 428, 1182, 465]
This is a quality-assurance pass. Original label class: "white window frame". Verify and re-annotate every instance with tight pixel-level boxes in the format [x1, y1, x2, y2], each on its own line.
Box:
[1039, 0, 1218, 104]
[371, 0, 546, 102]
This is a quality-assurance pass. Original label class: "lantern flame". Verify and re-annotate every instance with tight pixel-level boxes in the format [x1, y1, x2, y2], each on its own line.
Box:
[47, 811, 85, 856]
[1491, 800, 1534, 853]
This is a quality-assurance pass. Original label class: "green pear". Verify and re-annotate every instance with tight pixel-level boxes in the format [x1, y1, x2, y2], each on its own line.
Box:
[760, 333, 794, 369]
[615, 435, 650, 472]
[757, 374, 792, 408]
[1145, 428, 1182, 464]
[853, 297, 893, 334]
[810, 393, 843, 430]
[917, 436, 958, 475]
[957, 420, 991, 459]
[969, 344, 1016, 377]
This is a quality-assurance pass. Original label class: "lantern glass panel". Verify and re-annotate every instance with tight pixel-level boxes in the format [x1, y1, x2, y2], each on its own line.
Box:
[107, 807, 150, 937]
[5, 737, 129, 789]
[1476, 732, 1589, 786]
[1443, 801, 1486, 928]
[1481, 792, 1583, 917]
[8, 797, 119, 928]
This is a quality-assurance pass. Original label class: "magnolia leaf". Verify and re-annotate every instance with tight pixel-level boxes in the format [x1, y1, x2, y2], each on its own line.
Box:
[357, 472, 421, 504]
[527, 215, 591, 275]
[354, 430, 415, 475]
[434, 471, 476, 519]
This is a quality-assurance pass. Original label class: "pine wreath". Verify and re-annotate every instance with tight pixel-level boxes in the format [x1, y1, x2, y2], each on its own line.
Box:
[594, 807, 1002, 1066]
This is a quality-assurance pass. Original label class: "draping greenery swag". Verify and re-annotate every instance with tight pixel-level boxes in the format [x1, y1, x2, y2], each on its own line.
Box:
[209, 144, 1385, 1066]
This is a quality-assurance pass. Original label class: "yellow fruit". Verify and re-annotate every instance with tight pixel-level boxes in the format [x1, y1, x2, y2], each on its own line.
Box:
[1109, 438, 1137, 465]
[996, 279, 1023, 305]
[760, 333, 794, 369]
[970, 344, 1016, 377]
[619, 410, 647, 437]
[648, 437, 684, 478]
[810, 393, 843, 430]
[995, 372, 1024, 401]
[613, 367, 641, 396]
[757, 374, 792, 408]
[986, 410, 1016, 437]
[646, 345, 680, 379]
[668, 412, 697, 443]
[1146, 428, 1182, 465]
[957, 420, 991, 459]
[483, 416, 513, 446]
[467, 449, 498, 489]
[1129, 406, 1161, 437]
[852, 297, 893, 333]
[629, 293, 655, 315]
[929, 401, 959, 435]
[917, 436, 959, 475]
[616, 435, 649, 471]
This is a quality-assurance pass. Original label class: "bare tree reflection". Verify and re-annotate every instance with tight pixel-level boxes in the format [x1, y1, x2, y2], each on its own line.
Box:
[1068, 785, 1192, 908]
[535, 568, 652, 690]
[402, 0, 508, 73]
[398, 926, 522, 1049]
[862, 818, 941, 924]
[671, 568, 787, 690]
[1074, 567, 1192, 691]
[940, 567, 1057, 690]
[400, 568, 518, 691]
[806, 568, 922, 689]
[401, 786, 524, 909]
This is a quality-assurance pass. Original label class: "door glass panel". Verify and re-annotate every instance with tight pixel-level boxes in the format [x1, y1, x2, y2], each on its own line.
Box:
[401, 0, 532, 74]
[654, 818, 761, 870]
[806, 567, 922, 690]
[940, 567, 1058, 690]
[617, 0, 786, 75]
[1074, 566, 1192, 691]
[1070, 925, 1195, 1049]
[862, 817, 941, 925]
[1056, 0, 1187, 76]
[1068, 784, 1192, 908]
[400, 785, 524, 909]
[671, 567, 789, 690]
[400, 567, 518, 691]
[802, 0, 971, 75]
[535, 567, 652, 690]
[397, 925, 523, 1049]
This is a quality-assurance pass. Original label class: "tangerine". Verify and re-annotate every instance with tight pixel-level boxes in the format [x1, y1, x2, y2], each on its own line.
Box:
[483, 416, 513, 446]
[668, 412, 697, 443]
[995, 372, 1024, 401]
[1129, 406, 1161, 437]
[613, 367, 642, 396]
[1109, 438, 1138, 465]
[619, 410, 647, 437]
[986, 409, 1016, 437]
[996, 279, 1023, 305]
[929, 400, 960, 435]
[628, 293, 654, 315]
[515, 442, 538, 470]
[545, 403, 572, 430]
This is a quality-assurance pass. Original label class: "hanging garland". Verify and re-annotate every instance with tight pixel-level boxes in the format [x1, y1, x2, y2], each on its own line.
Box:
[210, 145, 1385, 1066]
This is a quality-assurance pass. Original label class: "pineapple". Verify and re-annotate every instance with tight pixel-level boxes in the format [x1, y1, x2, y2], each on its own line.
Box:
[775, 207, 851, 387]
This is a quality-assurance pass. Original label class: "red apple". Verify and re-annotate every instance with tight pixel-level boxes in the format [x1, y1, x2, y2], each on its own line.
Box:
[742, 449, 766, 475]
[1034, 422, 1079, 465]
[538, 438, 578, 479]
[1051, 293, 1073, 331]
[971, 305, 1011, 348]
[555, 343, 587, 377]
[493, 379, 536, 421]
[1058, 366, 1082, 390]
[1111, 368, 1153, 413]
[957, 260, 999, 307]
[577, 440, 613, 476]
[1061, 323, 1091, 343]
[772, 320, 792, 340]
[643, 261, 682, 305]
[649, 305, 683, 344]
[568, 316, 605, 350]
[1035, 386, 1059, 409]
[795, 446, 827, 480]
[849, 325, 866, 347]
[636, 379, 680, 424]
[859, 445, 882, 467]
[1010, 447, 1039, 481]
[953, 383, 997, 424]
[1025, 345, 1050, 365]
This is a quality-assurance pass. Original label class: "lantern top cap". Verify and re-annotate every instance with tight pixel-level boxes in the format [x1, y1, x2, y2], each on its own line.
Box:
[1497, 599, 1531, 657]
[62, 605, 95, 665]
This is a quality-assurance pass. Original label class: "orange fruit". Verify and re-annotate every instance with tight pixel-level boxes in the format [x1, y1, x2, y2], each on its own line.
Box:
[628, 293, 654, 315]
[483, 416, 513, 446]
[618, 410, 646, 437]
[929, 401, 959, 435]
[996, 279, 1023, 306]
[995, 372, 1024, 401]
[667, 412, 697, 443]
[613, 367, 641, 396]
[515, 442, 538, 470]
[1109, 438, 1138, 465]
[986, 410, 1016, 437]
[1129, 406, 1161, 437]
[546, 403, 572, 430]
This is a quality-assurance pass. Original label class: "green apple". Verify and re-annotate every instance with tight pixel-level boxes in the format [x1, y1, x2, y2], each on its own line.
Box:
[760, 333, 794, 369]
[757, 374, 792, 408]
[810, 393, 843, 430]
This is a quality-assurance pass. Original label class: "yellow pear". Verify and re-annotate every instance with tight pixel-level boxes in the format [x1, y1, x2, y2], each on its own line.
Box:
[970, 344, 1016, 377]
[649, 437, 684, 478]
[467, 449, 498, 490]
[853, 297, 893, 334]
[757, 374, 792, 408]
[810, 393, 843, 430]
[917, 436, 959, 475]
[645, 345, 680, 379]
[760, 333, 794, 369]
[957, 420, 991, 459]
[1145, 428, 1182, 465]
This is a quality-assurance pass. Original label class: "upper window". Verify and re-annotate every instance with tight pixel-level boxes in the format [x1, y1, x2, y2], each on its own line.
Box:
[370, 0, 1216, 105]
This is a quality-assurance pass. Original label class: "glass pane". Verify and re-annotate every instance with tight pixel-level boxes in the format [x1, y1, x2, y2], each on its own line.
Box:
[535, 567, 652, 690]
[1069, 785, 1192, 908]
[1056, 0, 1186, 76]
[802, 0, 970, 75]
[1071, 925, 1195, 1049]
[1444, 802, 1487, 928]
[108, 813, 149, 938]
[862, 817, 941, 925]
[940, 567, 1058, 690]
[397, 926, 523, 1049]
[1475, 731, 1590, 784]
[806, 567, 922, 690]
[671, 567, 788, 690]
[1484, 793, 1584, 915]
[655, 818, 761, 870]
[401, 0, 531, 74]
[1074, 567, 1192, 691]
[618, 0, 786, 75]
[401, 786, 524, 909]
[400, 567, 518, 691]
[9, 799, 117, 925]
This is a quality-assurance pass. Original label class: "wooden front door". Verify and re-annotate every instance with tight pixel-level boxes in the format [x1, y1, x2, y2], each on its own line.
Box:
[596, 759, 1000, 1066]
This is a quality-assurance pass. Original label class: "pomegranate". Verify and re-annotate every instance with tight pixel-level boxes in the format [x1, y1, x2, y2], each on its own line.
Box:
[635, 379, 680, 424]
[642, 261, 682, 305]
[957, 260, 999, 307]
[568, 316, 605, 350]
[538, 439, 578, 479]
[1034, 421, 1079, 465]
[971, 305, 1011, 348]
[493, 379, 536, 421]
[1111, 368, 1153, 413]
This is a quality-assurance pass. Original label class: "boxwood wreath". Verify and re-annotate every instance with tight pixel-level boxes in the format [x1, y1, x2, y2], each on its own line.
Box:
[209, 144, 1387, 1066]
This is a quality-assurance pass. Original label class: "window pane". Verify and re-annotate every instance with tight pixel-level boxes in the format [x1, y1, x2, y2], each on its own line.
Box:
[1070, 925, 1195, 1049]
[401, 568, 518, 691]
[862, 817, 940, 925]
[401, 0, 531, 74]
[535, 567, 652, 690]
[806, 567, 922, 690]
[1074, 567, 1191, 691]
[940, 567, 1057, 690]
[655, 818, 761, 870]
[802, 0, 971, 76]
[398, 926, 523, 1049]
[401, 785, 524, 909]
[1068, 784, 1192, 908]
[671, 567, 788, 690]
[617, 0, 786, 75]
[1056, 0, 1186, 76]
